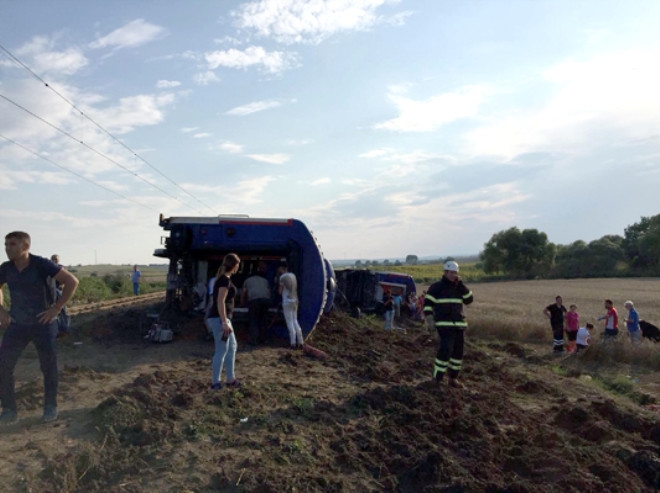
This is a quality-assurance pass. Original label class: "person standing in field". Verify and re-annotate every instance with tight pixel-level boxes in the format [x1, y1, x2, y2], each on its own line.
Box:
[423, 261, 474, 389]
[598, 299, 619, 338]
[382, 288, 394, 330]
[0, 231, 79, 424]
[206, 253, 241, 389]
[543, 296, 567, 352]
[131, 264, 141, 296]
[623, 300, 641, 345]
[241, 261, 271, 346]
[565, 304, 580, 353]
[393, 291, 402, 320]
[576, 323, 594, 352]
[278, 262, 304, 350]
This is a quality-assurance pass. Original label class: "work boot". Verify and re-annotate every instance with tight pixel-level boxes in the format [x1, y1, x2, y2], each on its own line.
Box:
[0, 409, 18, 425]
[42, 406, 58, 423]
[448, 378, 466, 390]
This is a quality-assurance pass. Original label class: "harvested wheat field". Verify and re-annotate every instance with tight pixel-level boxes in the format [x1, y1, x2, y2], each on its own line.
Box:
[1, 279, 659, 492]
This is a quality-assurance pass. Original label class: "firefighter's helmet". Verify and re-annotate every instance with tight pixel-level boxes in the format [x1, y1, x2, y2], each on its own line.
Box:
[443, 260, 459, 272]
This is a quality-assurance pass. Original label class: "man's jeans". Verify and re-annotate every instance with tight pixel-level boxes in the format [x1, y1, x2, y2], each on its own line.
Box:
[248, 298, 271, 344]
[0, 322, 59, 412]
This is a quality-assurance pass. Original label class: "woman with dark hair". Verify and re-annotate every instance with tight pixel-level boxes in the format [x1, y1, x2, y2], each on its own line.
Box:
[205, 253, 241, 389]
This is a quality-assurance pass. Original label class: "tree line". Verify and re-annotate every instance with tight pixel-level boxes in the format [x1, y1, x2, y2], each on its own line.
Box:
[480, 214, 660, 279]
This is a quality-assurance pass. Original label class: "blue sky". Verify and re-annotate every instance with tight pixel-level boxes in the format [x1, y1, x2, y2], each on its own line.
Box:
[1, 0, 659, 265]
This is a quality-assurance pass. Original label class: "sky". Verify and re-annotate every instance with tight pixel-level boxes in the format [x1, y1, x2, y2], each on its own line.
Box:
[1, 0, 660, 266]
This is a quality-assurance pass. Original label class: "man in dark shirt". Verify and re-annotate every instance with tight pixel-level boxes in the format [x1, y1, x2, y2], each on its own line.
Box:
[543, 296, 567, 352]
[0, 231, 79, 424]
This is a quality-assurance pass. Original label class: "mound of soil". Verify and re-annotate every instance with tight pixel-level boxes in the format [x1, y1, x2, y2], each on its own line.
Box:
[1, 307, 659, 492]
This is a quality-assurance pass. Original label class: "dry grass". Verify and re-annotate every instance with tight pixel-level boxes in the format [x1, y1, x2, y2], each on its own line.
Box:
[466, 277, 660, 371]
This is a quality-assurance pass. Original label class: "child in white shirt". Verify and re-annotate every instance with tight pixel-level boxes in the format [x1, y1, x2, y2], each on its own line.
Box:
[576, 323, 594, 352]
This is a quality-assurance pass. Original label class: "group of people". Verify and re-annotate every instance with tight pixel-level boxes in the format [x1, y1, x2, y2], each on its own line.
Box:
[204, 254, 304, 390]
[544, 296, 643, 353]
[0, 231, 305, 424]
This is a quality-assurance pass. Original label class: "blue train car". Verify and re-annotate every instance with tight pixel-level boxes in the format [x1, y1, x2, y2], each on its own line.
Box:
[335, 269, 416, 313]
[154, 214, 336, 340]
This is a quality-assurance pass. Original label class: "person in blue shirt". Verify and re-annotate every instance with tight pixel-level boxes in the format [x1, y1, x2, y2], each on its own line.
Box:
[0, 231, 79, 424]
[131, 265, 141, 296]
[623, 300, 641, 345]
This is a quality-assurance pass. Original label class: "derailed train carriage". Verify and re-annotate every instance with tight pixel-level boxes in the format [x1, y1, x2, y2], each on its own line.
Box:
[154, 214, 336, 340]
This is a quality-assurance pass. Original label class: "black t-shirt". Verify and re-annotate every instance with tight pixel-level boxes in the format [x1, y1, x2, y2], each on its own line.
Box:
[210, 275, 236, 319]
[0, 254, 61, 324]
[546, 303, 566, 329]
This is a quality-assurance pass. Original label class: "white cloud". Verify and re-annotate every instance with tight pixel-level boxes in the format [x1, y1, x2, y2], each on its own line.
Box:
[89, 19, 167, 50]
[94, 93, 175, 134]
[156, 80, 181, 88]
[205, 46, 297, 73]
[182, 175, 276, 206]
[234, 175, 277, 204]
[375, 85, 487, 132]
[0, 169, 74, 189]
[213, 36, 243, 45]
[193, 133, 211, 139]
[286, 139, 313, 146]
[465, 48, 660, 157]
[220, 141, 244, 154]
[311, 177, 331, 186]
[246, 153, 291, 164]
[11, 36, 88, 76]
[232, 0, 401, 44]
[193, 71, 221, 85]
[226, 100, 281, 116]
[181, 127, 199, 133]
[359, 148, 395, 158]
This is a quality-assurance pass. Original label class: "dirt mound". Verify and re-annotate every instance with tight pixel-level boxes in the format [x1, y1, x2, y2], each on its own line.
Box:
[3, 308, 660, 491]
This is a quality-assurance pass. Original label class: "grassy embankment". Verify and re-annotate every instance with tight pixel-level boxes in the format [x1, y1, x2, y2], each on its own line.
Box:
[1, 264, 168, 306]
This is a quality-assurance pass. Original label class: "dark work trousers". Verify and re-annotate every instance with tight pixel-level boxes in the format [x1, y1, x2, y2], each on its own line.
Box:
[552, 326, 565, 352]
[248, 298, 271, 344]
[0, 322, 59, 412]
[435, 327, 465, 380]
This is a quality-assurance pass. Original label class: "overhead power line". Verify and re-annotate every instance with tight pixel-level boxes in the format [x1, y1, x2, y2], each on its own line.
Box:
[0, 132, 156, 211]
[0, 91, 205, 212]
[0, 42, 217, 213]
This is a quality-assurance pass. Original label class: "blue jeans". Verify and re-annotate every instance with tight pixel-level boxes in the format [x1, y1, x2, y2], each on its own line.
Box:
[384, 310, 393, 330]
[0, 322, 59, 412]
[205, 317, 237, 384]
[133, 282, 140, 296]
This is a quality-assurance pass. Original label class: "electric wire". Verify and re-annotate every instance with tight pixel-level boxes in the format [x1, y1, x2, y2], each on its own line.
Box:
[0, 91, 205, 213]
[0, 42, 217, 213]
[0, 132, 156, 211]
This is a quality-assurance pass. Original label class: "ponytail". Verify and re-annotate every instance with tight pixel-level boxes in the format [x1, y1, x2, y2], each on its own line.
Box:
[216, 253, 240, 280]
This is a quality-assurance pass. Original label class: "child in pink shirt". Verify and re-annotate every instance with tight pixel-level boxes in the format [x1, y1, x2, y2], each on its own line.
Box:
[565, 304, 579, 353]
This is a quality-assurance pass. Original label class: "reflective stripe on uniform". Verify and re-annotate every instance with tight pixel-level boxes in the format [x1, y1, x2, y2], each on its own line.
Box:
[434, 320, 468, 327]
[425, 295, 463, 304]
[462, 291, 472, 299]
[433, 358, 448, 379]
[448, 358, 462, 371]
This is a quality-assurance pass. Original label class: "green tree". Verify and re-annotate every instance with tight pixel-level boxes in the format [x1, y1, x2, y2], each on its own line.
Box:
[405, 255, 418, 265]
[623, 214, 660, 270]
[480, 227, 555, 278]
[552, 236, 624, 278]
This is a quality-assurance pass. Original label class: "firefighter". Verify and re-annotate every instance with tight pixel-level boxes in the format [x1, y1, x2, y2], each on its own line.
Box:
[424, 260, 473, 389]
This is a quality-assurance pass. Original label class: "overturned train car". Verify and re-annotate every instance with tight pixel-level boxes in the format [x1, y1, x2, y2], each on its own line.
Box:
[154, 214, 336, 340]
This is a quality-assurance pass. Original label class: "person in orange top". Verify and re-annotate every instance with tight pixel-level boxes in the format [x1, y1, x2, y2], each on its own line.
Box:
[598, 299, 619, 338]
